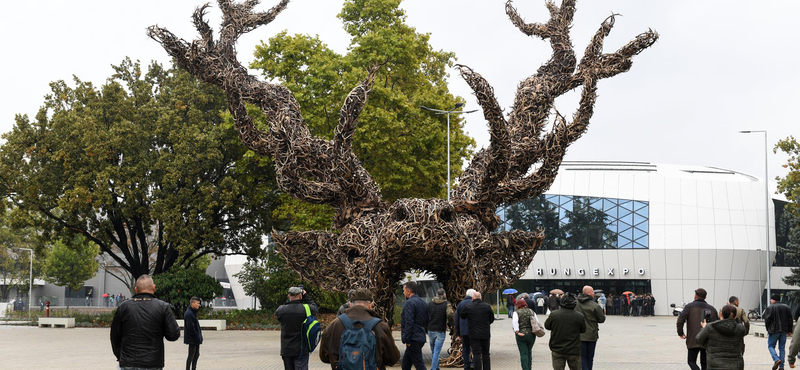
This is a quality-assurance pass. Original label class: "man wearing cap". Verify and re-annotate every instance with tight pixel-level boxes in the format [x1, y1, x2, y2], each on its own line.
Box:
[319, 288, 400, 369]
[765, 294, 793, 370]
[676, 288, 719, 370]
[276, 286, 318, 370]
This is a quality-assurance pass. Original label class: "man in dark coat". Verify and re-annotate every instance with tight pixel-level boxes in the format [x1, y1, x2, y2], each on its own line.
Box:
[401, 281, 428, 370]
[184, 297, 203, 370]
[620, 295, 628, 316]
[613, 295, 620, 316]
[110, 275, 181, 370]
[460, 291, 495, 370]
[574, 286, 605, 370]
[677, 288, 719, 370]
[695, 304, 747, 370]
[276, 286, 318, 370]
[545, 293, 586, 370]
[455, 289, 476, 370]
[319, 288, 400, 370]
[765, 294, 794, 370]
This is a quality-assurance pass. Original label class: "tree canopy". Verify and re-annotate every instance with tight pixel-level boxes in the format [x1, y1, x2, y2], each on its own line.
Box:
[0, 59, 279, 279]
[251, 0, 474, 206]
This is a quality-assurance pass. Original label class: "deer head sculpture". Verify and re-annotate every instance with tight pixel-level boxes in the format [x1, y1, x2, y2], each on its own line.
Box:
[148, 0, 657, 321]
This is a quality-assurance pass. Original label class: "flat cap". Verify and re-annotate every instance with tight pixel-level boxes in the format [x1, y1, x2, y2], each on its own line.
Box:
[288, 286, 303, 295]
[351, 288, 373, 302]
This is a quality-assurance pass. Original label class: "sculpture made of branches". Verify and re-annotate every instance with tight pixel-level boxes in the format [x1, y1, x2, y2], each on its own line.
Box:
[149, 0, 656, 364]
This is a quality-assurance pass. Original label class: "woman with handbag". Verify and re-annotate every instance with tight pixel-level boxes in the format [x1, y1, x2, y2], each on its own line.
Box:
[513, 299, 540, 370]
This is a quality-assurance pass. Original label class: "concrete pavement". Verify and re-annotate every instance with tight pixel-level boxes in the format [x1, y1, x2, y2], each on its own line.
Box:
[0, 315, 783, 369]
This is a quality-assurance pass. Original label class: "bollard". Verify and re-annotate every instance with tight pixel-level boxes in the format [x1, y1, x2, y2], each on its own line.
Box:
[45, 301, 50, 317]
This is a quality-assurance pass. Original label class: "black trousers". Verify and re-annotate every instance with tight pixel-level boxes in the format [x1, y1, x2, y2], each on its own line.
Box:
[402, 342, 426, 370]
[186, 344, 200, 370]
[469, 338, 491, 370]
[461, 335, 472, 370]
[687, 347, 707, 370]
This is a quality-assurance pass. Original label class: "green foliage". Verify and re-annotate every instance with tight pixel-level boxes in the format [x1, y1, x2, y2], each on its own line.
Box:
[251, 0, 474, 209]
[152, 267, 223, 317]
[203, 308, 279, 330]
[7, 308, 116, 327]
[42, 236, 99, 308]
[777, 136, 800, 296]
[235, 247, 346, 312]
[505, 197, 564, 248]
[0, 58, 279, 278]
[0, 210, 47, 301]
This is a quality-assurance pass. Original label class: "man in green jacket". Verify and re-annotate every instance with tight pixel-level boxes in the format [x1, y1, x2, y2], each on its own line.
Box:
[574, 286, 606, 370]
[545, 293, 586, 370]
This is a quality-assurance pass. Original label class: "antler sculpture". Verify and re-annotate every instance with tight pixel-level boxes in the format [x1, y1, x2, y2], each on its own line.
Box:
[148, 0, 657, 346]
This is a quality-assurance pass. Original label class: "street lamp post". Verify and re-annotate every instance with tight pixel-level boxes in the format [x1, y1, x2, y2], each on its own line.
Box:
[739, 130, 771, 307]
[13, 248, 33, 320]
[421, 104, 477, 201]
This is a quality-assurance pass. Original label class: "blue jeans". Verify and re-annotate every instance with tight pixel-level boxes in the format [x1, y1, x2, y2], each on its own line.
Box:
[429, 331, 446, 370]
[507, 305, 515, 318]
[769, 332, 788, 367]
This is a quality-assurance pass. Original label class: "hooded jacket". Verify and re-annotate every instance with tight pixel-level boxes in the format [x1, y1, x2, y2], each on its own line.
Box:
[427, 296, 449, 332]
[110, 293, 181, 368]
[574, 293, 606, 342]
[695, 318, 747, 370]
[319, 304, 400, 369]
[544, 294, 586, 356]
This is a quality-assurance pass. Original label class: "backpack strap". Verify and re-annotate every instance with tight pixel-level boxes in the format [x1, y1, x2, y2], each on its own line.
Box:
[338, 314, 355, 330]
[363, 317, 381, 332]
[304, 304, 311, 317]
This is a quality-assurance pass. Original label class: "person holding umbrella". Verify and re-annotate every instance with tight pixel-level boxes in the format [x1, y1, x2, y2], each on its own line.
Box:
[549, 289, 563, 314]
[504, 289, 518, 318]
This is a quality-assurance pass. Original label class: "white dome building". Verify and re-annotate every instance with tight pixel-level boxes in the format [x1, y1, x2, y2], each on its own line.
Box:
[498, 160, 794, 315]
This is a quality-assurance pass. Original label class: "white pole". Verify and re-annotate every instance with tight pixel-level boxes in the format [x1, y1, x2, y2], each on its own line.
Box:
[763, 131, 771, 306]
[447, 112, 451, 201]
[757, 248, 762, 314]
[28, 250, 32, 320]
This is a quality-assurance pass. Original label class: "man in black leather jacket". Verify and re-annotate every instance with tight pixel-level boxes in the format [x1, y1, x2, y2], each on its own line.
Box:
[765, 294, 793, 370]
[110, 275, 181, 370]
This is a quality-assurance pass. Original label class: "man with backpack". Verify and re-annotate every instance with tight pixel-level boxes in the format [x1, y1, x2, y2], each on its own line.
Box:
[319, 288, 400, 370]
[276, 286, 318, 370]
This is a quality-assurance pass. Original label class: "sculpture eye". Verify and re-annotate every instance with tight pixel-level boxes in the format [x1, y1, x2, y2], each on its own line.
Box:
[393, 207, 407, 221]
[439, 208, 453, 222]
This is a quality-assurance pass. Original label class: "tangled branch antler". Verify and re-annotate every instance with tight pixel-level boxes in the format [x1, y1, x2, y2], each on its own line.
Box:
[148, 0, 385, 229]
[149, 0, 657, 340]
[453, 0, 658, 229]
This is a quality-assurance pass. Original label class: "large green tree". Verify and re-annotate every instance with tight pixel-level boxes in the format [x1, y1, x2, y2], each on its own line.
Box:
[251, 0, 474, 206]
[152, 266, 223, 316]
[42, 236, 99, 308]
[0, 59, 279, 280]
[777, 136, 800, 293]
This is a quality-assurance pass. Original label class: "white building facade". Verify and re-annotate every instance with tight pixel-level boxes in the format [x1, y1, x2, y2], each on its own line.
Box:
[499, 161, 793, 316]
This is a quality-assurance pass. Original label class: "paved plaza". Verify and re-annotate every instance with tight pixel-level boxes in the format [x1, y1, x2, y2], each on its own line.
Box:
[0, 315, 783, 369]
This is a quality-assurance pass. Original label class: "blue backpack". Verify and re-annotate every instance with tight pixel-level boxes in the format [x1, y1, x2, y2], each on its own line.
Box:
[337, 314, 381, 370]
[301, 304, 321, 353]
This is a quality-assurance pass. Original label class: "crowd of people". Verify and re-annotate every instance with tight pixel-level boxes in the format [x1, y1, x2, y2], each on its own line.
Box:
[111, 277, 795, 370]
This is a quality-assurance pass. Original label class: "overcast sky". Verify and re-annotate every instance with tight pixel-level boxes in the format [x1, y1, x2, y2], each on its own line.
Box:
[1, 0, 797, 190]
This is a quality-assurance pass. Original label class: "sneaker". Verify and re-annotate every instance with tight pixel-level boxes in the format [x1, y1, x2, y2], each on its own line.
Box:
[774, 359, 782, 370]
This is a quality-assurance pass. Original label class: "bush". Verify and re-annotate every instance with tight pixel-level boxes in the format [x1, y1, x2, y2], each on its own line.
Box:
[153, 267, 223, 317]
[7, 308, 115, 327]
[203, 309, 279, 330]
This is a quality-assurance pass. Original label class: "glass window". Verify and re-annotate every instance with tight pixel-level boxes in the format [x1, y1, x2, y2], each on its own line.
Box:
[499, 194, 649, 250]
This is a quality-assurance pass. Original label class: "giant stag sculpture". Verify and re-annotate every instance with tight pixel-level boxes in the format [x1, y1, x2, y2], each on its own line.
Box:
[149, 0, 656, 362]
